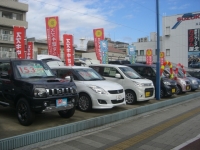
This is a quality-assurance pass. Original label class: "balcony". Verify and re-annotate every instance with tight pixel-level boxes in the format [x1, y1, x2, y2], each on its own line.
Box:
[0, 16, 28, 28]
[0, 0, 28, 12]
[0, 34, 14, 44]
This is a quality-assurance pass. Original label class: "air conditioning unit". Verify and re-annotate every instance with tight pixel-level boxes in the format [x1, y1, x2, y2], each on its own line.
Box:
[10, 31, 13, 35]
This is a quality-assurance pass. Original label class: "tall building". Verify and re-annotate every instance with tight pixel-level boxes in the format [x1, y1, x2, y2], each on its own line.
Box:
[0, 0, 28, 58]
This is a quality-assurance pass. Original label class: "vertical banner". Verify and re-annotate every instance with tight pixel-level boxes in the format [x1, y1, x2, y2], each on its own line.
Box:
[160, 52, 165, 65]
[100, 40, 108, 64]
[63, 34, 74, 66]
[146, 49, 153, 65]
[26, 41, 34, 59]
[188, 29, 200, 51]
[93, 28, 104, 63]
[45, 16, 60, 57]
[13, 26, 25, 59]
[128, 45, 136, 64]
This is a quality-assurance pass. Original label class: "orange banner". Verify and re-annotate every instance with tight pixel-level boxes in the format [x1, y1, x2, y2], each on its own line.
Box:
[45, 16, 60, 58]
[63, 34, 74, 66]
[160, 52, 165, 65]
[146, 49, 153, 65]
[93, 28, 104, 63]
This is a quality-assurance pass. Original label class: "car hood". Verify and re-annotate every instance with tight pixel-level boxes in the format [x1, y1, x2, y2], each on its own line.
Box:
[162, 78, 177, 84]
[82, 80, 123, 91]
[131, 78, 153, 84]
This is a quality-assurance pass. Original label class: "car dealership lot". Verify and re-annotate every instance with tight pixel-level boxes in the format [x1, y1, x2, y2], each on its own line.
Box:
[0, 91, 199, 140]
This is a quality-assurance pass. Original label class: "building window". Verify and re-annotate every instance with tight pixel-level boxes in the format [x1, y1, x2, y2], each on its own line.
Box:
[166, 49, 170, 56]
[140, 50, 144, 56]
[135, 50, 138, 56]
[2, 11, 23, 21]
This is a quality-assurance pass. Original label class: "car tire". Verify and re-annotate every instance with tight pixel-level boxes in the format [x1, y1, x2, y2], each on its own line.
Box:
[160, 89, 164, 98]
[16, 98, 35, 126]
[125, 90, 137, 104]
[58, 106, 76, 118]
[176, 85, 182, 95]
[78, 93, 92, 112]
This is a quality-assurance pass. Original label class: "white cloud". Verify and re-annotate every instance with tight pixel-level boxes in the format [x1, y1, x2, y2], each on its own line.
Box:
[19, 0, 117, 49]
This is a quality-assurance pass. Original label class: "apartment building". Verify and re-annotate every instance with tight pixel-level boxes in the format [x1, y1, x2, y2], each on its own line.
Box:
[0, 0, 28, 58]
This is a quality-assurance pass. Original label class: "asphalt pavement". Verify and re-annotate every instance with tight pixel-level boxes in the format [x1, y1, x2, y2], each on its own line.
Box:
[14, 95, 200, 150]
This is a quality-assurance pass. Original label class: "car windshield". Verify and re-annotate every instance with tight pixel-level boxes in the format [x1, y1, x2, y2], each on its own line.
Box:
[119, 67, 142, 79]
[13, 60, 55, 78]
[74, 68, 104, 81]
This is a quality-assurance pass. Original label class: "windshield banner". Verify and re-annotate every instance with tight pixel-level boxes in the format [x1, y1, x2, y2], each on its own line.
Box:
[63, 34, 74, 66]
[13, 26, 25, 59]
[93, 28, 104, 63]
[45, 16, 60, 58]
[100, 40, 108, 64]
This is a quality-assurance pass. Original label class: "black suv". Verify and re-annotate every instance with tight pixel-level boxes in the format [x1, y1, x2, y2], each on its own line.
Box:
[125, 64, 178, 98]
[0, 59, 78, 126]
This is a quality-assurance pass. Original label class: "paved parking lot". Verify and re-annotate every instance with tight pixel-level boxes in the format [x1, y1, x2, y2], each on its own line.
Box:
[0, 91, 198, 140]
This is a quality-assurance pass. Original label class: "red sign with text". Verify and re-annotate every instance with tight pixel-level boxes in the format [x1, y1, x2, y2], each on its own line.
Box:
[146, 49, 153, 65]
[13, 26, 25, 59]
[26, 42, 33, 59]
[63, 34, 74, 66]
[45, 16, 60, 58]
[93, 28, 104, 63]
[160, 52, 165, 65]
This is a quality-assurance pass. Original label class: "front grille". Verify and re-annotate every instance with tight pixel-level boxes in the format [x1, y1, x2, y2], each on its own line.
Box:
[108, 89, 123, 94]
[111, 98, 124, 104]
[46, 87, 73, 96]
[145, 88, 154, 97]
[143, 83, 152, 86]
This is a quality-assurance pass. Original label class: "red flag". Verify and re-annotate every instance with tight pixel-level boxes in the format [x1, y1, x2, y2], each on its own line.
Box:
[93, 28, 104, 63]
[63, 34, 74, 66]
[146, 49, 153, 65]
[26, 42, 33, 59]
[160, 52, 165, 65]
[45, 16, 60, 58]
[13, 26, 25, 59]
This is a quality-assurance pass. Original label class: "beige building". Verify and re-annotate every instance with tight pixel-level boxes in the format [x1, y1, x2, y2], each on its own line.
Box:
[0, 0, 28, 58]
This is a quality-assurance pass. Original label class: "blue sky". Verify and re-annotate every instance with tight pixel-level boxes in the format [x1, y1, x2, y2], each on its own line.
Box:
[19, 0, 200, 48]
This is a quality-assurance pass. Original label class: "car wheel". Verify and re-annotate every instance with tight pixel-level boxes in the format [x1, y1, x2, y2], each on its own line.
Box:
[58, 106, 76, 118]
[78, 94, 92, 112]
[176, 85, 182, 95]
[125, 90, 137, 104]
[16, 98, 35, 126]
[160, 89, 164, 98]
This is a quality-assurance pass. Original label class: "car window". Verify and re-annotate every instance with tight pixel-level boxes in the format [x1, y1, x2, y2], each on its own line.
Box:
[74, 68, 104, 81]
[55, 69, 78, 80]
[119, 67, 142, 79]
[101, 67, 121, 78]
[0, 62, 11, 79]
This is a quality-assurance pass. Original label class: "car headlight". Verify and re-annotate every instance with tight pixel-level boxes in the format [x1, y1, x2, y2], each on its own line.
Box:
[70, 87, 78, 94]
[89, 85, 107, 94]
[164, 81, 171, 85]
[34, 88, 47, 98]
[192, 80, 198, 84]
[132, 81, 144, 87]
[180, 80, 186, 85]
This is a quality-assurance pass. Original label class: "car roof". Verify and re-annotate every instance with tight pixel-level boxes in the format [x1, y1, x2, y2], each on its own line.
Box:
[89, 64, 129, 68]
[49, 65, 91, 69]
[125, 63, 156, 67]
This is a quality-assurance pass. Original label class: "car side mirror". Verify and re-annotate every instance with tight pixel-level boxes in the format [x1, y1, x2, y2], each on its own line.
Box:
[115, 73, 121, 78]
[65, 76, 73, 82]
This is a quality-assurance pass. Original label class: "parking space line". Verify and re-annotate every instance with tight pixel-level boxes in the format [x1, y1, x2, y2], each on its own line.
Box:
[106, 106, 200, 150]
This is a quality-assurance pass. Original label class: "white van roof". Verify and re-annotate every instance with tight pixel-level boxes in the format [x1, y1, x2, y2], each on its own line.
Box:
[37, 55, 62, 61]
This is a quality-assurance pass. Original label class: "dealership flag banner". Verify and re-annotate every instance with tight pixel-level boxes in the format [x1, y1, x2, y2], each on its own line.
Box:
[100, 40, 108, 64]
[160, 52, 165, 65]
[93, 28, 104, 63]
[26, 41, 34, 59]
[13, 26, 25, 59]
[45, 16, 60, 58]
[128, 45, 136, 64]
[63, 34, 74, 66]
[146, 49, 153, 65]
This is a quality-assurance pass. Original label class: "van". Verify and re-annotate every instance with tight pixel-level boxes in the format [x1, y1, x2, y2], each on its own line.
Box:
[50, 66, 126, 112]
[89, 64, 155, 104]
[125, 64, 178, 98]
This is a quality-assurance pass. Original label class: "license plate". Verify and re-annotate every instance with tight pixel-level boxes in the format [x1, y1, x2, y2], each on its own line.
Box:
[172, 88, 175, 93]
[145, 92, 150, 97]
[116, 94, 122, 100]
[186, 86, 190, 90]
[56, 98, 67, 107]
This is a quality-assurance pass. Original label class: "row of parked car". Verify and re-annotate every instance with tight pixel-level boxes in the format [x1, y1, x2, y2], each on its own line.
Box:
[1, 55, 199, 126]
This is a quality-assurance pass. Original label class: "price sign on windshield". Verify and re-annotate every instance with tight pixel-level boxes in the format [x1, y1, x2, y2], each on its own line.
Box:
[17, 66, 36, 74]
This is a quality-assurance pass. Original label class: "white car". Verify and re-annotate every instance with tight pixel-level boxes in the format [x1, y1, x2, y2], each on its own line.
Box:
[89, 64, 155, 104]
[49, 66, 126, 112]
